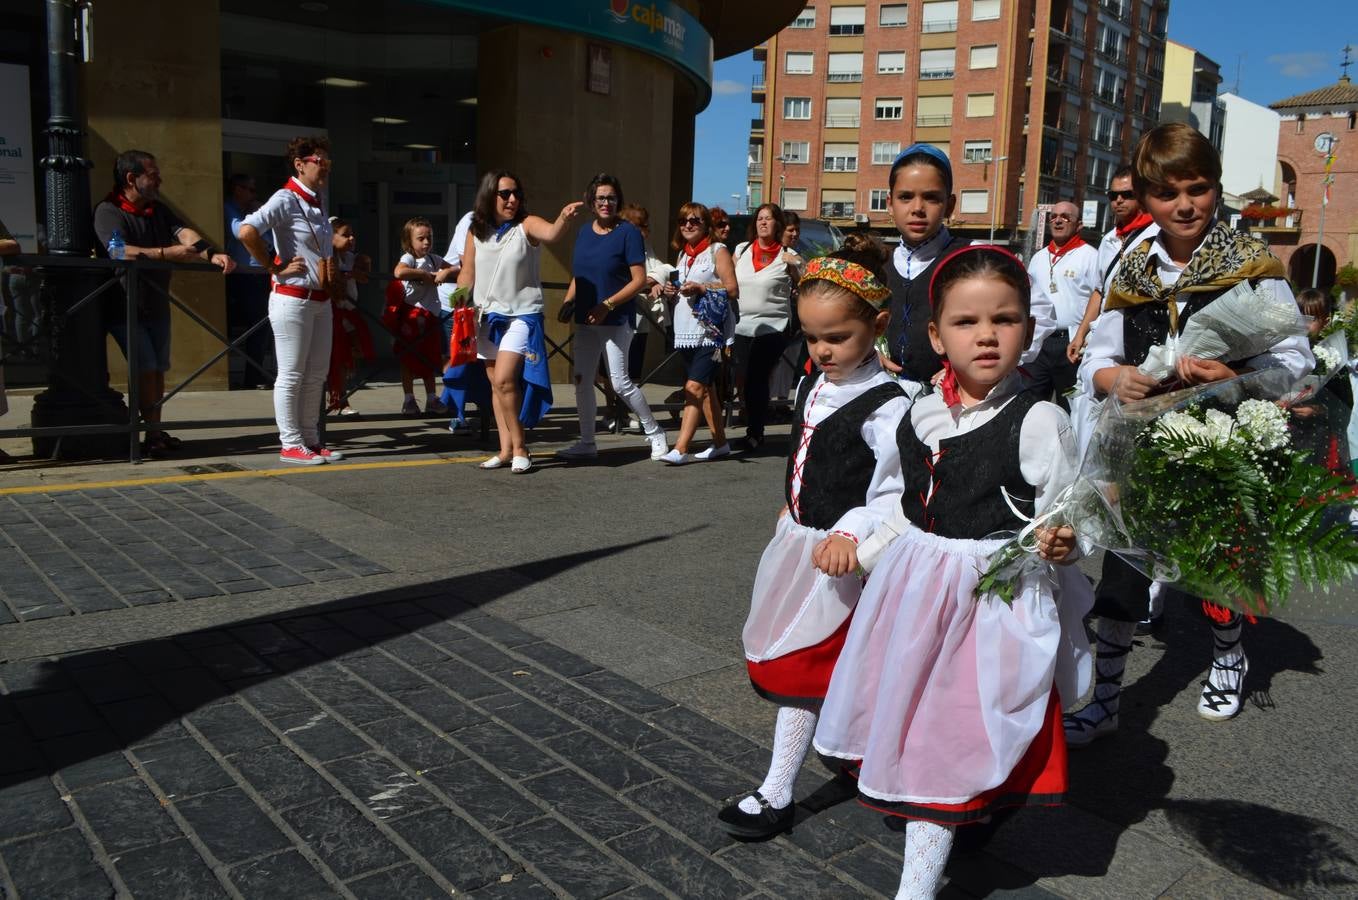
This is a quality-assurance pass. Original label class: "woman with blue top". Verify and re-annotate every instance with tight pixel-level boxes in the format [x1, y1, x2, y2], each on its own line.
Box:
[658, 202, 740, 465]
[556, 174, 669, 462]
[455, 170, 582, 474]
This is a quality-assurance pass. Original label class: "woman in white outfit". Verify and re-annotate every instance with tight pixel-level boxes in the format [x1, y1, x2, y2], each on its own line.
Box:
[238, 136, 340, 466]
[455, 170, 582, 473]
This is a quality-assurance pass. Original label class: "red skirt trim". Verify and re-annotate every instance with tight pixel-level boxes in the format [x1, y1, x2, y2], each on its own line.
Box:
[747, 617, 852, 705]
[856, 687, 1068, 826]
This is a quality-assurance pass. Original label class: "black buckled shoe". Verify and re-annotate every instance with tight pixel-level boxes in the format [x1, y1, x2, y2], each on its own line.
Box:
[717, 791, 796, 839]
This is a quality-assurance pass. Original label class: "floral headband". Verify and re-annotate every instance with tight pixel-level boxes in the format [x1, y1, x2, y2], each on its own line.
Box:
[799, 256, 892, 309]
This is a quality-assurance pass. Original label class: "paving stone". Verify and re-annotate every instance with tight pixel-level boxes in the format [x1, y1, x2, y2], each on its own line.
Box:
[423, 760, 546, 833]
[374, 634, 452, 668]
[185, 702, 277, 756]
[782, 810, 869, 861]
[39, 732, 136, 790]
[574, 670, 676, 714]
[478, 692, 579, 741]
[231, 744, 336, 810]
[513, 642, 604, 677]
[282, 795, 405, 879]
[0, 775, 73, 841]
[511, 669, 593, 707]
[193, 643, 273, 680]
[228, 849, 337, 899]
[559, 697, 666, 751]
[279, 614, 335, 634]
[123, 589, 176, 606]
[832, 844, 904, 895]
[718, 838, 864, 898]
[398, 684, 489, 733]
[298, 627, 372, 658]
[324, 752, 435, 819]
[2, 826, 115, 899]
[15, 689, 105, 739]
[334, 555, 391, 576]
[638, 739, 750, 800]
[250, 565, 314, 588]
[609, 826, 750, 899]
[392, 807, 520, 893]
[134, 737, 235, 798]
[458, 616, 542, 649]
[543, 730, 661, 792]
[329, 609, 404, 640]
[0, 657, 73, 694]
[14, 598, 71, 620]
[67, 661, 154, 705]
[522, 769, 647, 841]
[344, 653, 434, 695]
[425, 658, 508, 700]
[0, 725, 42, 775]
[76, 777, 183, 853]
[455, 722, 559, 780]
[114, 837, 230, 899]
[0, 601, 16, 624]
[100, 570, 168, 595]
[239, 678, 321, 721]
[61, 586, 127, 614]
[176, 787, 293, 864]
[100, 695, 184, 746]
[278, 712, 371, 761]
[503, 816, 634, 899]
[361, 715, 461, 771]
[624, 778, 735, 853]
[647, 706, 761, 760]
[175, 630, 238, 649]
[448, 638, 524, 674]
[466, 873, 557, 897]
[157, 666, 230, 714]
[231, 623, 307, 655]
[219, 578, 270, 595]
[348, 862, 447, 899]
[292, 675, 398, 726]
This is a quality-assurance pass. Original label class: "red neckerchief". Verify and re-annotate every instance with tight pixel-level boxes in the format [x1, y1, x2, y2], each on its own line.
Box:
[1116, 211, 1153, 240]
[682, 236, 711, 266]
[938, 360, 962, 407]
[106, 191, 154, 217]
[751, 238, 781, 272]
[1046, 234, 1087, 260]
[284, 177, 319, 207]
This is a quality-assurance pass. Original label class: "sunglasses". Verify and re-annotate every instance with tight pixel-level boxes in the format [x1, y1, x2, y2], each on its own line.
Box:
[679, 216, 704, 226]
[495, 188, 523, 201]
[594, 195, 619, 205]
[299, 155, 331, 166]
[1107, 189, 1135, 201]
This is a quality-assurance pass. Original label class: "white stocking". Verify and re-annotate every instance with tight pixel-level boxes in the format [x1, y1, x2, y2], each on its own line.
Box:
[896, 820, 955, 899]
[738, 705, 817, 814]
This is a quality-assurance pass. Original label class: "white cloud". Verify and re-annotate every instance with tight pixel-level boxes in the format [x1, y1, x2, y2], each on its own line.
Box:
[1265, 51, 1329, 79]
[711, 79, 745, 95]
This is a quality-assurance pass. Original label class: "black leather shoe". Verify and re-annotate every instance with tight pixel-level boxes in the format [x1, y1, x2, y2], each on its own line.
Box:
[716, 791, 795, 839]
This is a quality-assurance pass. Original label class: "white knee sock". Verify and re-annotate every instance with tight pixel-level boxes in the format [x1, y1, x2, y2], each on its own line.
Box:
[896, 820, 955, 899]
[738, 706, 817, 813]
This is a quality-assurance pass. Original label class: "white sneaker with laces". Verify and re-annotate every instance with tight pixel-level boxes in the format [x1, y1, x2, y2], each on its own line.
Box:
[647, 430, 669, 461]
[695, 443, 731, 461]
[555, 442, 598, 461]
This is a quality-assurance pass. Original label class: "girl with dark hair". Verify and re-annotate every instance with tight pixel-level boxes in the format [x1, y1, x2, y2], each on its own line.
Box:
[658, 202, 740, 464]
[456, 171, 582, 473]
[731, 203, 800, 451]
[814, 245, 1090, 899]
[719, 234, 908, 840]
[556, 174, 668, 461]
[1069, 122, 1312, 740]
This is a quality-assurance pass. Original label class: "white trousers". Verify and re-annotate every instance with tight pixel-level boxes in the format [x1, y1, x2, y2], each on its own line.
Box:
[572, 323, 658, 441]
[269, 294, 332, 449]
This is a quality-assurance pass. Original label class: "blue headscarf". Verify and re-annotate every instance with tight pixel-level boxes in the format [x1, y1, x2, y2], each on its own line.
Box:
[891, 143, 954, 195]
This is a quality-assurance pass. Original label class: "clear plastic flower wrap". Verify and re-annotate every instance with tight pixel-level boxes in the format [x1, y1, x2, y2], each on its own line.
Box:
[1137, 280, 1309, 381]
[1067, 367, 1358, 617]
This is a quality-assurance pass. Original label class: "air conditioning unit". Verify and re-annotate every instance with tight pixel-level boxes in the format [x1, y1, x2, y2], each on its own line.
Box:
[854, 213, 870, 224]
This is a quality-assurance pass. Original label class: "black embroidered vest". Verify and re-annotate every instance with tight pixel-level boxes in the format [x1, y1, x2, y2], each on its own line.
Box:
[786, 379, 906, 530]
[884, 235, 969, 384]
[899, 392, 1038, 539]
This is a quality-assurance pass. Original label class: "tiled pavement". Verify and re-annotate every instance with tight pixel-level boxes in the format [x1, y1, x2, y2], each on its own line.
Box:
[0, 485, 389, 623]
[0, 589, 1035, 900]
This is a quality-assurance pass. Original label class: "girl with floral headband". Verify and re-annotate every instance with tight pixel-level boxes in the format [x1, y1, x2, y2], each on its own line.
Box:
[813, 245, 1093, 898]
[717, 234, 910, 840]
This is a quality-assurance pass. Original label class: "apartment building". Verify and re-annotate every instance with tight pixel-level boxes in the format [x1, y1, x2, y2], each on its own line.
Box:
[1159, 40, 1225, 152]
[747, 0, 1169, 242]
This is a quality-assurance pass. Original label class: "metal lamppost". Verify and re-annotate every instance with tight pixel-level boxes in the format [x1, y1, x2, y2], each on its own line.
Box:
[731, 193, 742, 214]
[775, 155, 787, 209]
[1313, 136, 1337, 289]
[988, 155, 1009, 244]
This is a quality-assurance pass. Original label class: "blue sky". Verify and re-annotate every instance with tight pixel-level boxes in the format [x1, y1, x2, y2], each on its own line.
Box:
[691, 2, 1357, 209]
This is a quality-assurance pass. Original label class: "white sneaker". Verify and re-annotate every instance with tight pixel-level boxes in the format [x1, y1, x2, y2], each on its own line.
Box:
[695, 443, 731, 461]
[555, 442, 598, 461]
[660, 449, 694, 465]
[479, 455, 507, 470]
[1198, 653, 1248, 721]
[647, 430, 669, 461]
[511, 455, 534, 473]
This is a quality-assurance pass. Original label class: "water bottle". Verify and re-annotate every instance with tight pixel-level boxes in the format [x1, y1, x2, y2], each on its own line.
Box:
[107, 230, 125, 261]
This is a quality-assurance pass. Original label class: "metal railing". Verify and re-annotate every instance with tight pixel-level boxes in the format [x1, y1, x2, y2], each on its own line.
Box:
[824, 114, 861, 128]
[916, 114, 953, 127]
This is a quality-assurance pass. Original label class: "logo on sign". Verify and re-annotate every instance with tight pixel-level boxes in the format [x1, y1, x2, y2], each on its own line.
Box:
[608, 0, 629, 23]
[605, 1, 687, 46]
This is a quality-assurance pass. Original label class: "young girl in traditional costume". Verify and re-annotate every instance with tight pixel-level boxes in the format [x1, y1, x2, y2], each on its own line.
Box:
[326, 217, 374, 415]
[718, 235, 909, 839]
[1066, 123, 1313, 742]
[814, 245, 1092, 899]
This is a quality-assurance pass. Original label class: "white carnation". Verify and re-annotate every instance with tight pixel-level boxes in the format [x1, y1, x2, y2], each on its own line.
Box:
[1203, 409, 1238, 447]
[1234, 398, 1290, 451]
[1153, 411, 1205, 444]
[1315, 344, 1341, 373]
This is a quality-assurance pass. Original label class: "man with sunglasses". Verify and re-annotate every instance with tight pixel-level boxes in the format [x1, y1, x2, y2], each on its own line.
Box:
[1023, 200, 1100, 406]
[1067, 165, 1155, 362]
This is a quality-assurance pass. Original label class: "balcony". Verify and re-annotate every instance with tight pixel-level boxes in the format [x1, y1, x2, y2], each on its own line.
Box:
[752, 72, 766, 99]
[750, 117, 765, 135]
[748, 161, 764, 176]
[753, 43, 767, 61]
[823, 159, 859, 172]
[828, 24, 865, 35]
[1246, 208, 1304, 234]
[826, 72, 864, 82]
[821, 202, 856, 219]
[920, 67, 955, 80]
[916, 114, 953, 127]
[824, 114, 861, 128]
[921, 19, 957, 32]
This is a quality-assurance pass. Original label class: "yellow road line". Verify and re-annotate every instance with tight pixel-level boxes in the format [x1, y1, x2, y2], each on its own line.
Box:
[0, 454, 504, 496]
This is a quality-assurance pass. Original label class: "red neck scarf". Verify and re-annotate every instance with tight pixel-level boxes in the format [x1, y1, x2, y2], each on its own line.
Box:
[1116, 211, 1153, 239]
[937, 360, 962, 408]
[1046, 234, 1087, 259]
[751, 238, 781, 272]
[106, 191, 154, 217]
[682, 236, 711, 265]
[285, 177, 319, 206]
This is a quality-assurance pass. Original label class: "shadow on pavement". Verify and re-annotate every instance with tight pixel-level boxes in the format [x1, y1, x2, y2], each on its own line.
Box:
[0, 534, 681, 790]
